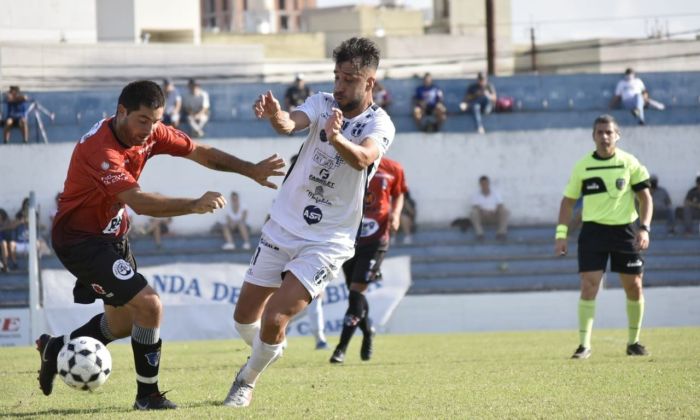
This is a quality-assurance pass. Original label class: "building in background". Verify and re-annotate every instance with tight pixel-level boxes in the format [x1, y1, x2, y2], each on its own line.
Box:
[97, 0, 201, 43]
[201, 0, 316, 34]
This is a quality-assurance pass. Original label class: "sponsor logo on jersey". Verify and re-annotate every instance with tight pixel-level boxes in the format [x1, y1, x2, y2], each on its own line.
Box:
[319, 129, 328, 142]
[101, 161, 110, 170]
[361, 217, 380, 237]
[382, 137, 390, 146]
[308, 169, 336, 188]
[313, 148, 344, 170]
[586, 183, 600, 190]
[102, 208, 125, 234]
[351, 122, 367, 137]
[616, 178, 626, 190]
[101, 172, 129, 186]
[307, 186, 332, 206]
[313, 267, 329, 285]
[112, 259, 135, 280]
[303, 205, 323, 225]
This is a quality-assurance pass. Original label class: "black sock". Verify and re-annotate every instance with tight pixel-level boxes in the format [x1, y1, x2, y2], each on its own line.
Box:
[131, 338, 161, 398]
[70, 313, 115, 345]
[357, 294, 372, 336]
[337, 290, 366, 352]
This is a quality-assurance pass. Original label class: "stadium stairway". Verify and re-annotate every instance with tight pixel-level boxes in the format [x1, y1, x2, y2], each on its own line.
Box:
[1, 225, 698, 308]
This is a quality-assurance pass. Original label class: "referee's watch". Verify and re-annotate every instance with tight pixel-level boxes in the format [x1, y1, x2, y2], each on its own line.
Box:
[639, 224, 651, 233]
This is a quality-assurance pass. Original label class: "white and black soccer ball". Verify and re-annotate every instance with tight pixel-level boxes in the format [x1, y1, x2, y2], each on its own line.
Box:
[57, 336, 112, 391]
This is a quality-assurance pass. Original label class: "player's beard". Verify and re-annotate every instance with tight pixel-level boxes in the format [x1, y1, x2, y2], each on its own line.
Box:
[338, 97, 362, 113]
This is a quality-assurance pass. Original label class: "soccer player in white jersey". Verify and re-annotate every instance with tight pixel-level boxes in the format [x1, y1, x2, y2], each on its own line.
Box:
[224, 37, 395, 408]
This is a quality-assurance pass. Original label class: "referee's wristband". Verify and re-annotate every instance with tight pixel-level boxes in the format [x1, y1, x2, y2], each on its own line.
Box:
[555, 224, 568, 240]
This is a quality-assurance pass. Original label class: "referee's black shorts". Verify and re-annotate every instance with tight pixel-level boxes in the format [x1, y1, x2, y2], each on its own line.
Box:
[577, 222, 644, 275]
[54, 236, 148, 307]
[342, 241, 387, 288]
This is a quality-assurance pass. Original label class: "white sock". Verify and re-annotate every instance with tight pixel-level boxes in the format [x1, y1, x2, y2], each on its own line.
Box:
[235, 320, 261, 347]
[239, 334, 285, 386]
[307, 297, 326, 343]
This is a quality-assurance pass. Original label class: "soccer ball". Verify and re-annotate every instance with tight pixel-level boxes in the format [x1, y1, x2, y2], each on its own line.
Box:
[57, 336, 112, 391]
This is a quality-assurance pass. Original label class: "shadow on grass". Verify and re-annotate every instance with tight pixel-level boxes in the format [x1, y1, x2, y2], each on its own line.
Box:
[0, 406, 133, 418]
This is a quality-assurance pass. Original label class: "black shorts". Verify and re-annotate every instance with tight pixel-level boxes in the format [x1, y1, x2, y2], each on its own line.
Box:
[577, 222, 644, 275]
[54, 237, 148, 307]
[342, 242, 386, 288]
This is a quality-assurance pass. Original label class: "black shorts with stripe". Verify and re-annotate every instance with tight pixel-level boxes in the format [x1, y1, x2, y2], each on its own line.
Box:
[54, 237, 148, 307]
[577, 222, 644, 275]
[342, 241, 387, 288]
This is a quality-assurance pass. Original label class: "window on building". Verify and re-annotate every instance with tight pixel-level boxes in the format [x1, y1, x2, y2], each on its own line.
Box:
[243, 0, 248, 10]
[222, 0, 230, 11]
[209, 0, 216, 13]
[442, 0, 450, 19]
[280, 15, 289, 31]
[279, 0, 286, 10]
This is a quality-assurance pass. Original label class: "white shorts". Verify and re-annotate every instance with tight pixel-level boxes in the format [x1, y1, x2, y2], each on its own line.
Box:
[244, 219, 355, 299]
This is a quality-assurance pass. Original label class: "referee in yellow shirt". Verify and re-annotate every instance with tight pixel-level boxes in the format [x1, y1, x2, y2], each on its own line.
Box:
[555, 115, 653, 359]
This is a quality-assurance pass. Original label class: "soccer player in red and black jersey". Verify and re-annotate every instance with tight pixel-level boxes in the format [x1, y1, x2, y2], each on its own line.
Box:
[36, 80, 285, 410]
[330, 157, 407, 364]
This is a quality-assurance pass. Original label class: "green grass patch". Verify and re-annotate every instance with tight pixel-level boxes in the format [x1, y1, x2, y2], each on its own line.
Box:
[1, 327, 698, 418]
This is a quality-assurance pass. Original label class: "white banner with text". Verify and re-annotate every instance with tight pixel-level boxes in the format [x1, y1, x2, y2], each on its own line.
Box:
[40, 256, 411, 341]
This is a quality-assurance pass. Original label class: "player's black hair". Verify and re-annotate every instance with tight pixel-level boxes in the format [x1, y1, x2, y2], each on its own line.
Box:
[592, 114, 619, 133]
[332, 37, 380, 71]
[118, 80, 165, 114]
[479, 175, 489, 183]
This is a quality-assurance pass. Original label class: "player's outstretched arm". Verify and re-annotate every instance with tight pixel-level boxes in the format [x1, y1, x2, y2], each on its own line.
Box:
[325, 107, 380, 170]
[186, 143, 286, 189]
[253, 90, 310, 135]
[555, 197, 577, 256]
[117, 187, 227, 217]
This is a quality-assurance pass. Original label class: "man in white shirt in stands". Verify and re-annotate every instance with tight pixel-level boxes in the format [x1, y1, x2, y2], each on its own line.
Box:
[223, 37, 395, 409]
[610, 68, 664, 126]
[182, 79, 210, 137]
[470, 175, 509, 241]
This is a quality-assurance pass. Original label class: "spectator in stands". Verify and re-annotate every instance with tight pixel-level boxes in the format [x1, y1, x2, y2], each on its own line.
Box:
[182, 78, 210, 137]
[412, 73, 446, 132]
[649, 175, 676, 235]
[3, 85, 30, 143]
[399, 190, 417, 244]
[284, 73, 312, 112]
[221, 191, 251, 251]
[9, 198, 52, 262]
[143, 217, 172, 250]
[162, 79, 182, 128]
[0, 208, 18, 272]
[372, 80, 392, 114]
[470, 175, 509, 241]
[610, 68, 664, 125]
[679, 175, 700, 236]
[461, 72, 497, 134]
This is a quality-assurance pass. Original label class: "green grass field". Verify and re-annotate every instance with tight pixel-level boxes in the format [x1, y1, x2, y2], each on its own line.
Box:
[1, 327, 699, 419]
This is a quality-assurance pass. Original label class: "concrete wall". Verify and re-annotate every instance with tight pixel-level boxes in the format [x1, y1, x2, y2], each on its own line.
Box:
[96, 0, 200, 43]
[2, 126, 697, 234]
[202, 32, 326, 59]
[0, 0, 97, 43]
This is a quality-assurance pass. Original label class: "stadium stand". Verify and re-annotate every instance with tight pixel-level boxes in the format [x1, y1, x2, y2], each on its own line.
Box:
[2, 225, 698, 307]
[22, 71, 700, 143]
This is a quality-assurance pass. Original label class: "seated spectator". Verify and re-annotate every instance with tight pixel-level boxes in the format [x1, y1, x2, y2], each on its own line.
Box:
[143, 218, 173, 249]
[679, 175, 700, 236]
[610, 68, 664, 125]
[284, 73, 312, 112]
[8, 199, 52, 263]
[469, 175, 509, 241]
[412, 73, 446, 132]
[649, 175, 676, 235]
[162, 79, 182, 128]
[372, 80, 392, 113]
[0, 209, 17, 272]
[3, 85, 30, 143]
[221, 191, 251, 250]
[460, 72, 497, 134]
[182, 79, 210, 137]
[399, 190, 417, 244]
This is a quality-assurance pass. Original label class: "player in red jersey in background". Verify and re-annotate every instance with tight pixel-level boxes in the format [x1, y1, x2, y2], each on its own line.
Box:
[37, 80, 285, 410]
[330, 156, 407, 363]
